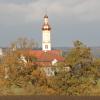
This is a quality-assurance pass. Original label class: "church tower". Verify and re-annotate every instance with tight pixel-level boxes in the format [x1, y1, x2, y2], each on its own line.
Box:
[42, 14, 51, 51]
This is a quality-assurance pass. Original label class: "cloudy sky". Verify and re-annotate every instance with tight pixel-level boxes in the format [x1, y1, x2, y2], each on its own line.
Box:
[0, 0, 100, 47]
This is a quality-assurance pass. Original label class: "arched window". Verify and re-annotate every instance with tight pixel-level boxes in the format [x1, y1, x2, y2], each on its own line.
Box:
[45, 45, 48, 49]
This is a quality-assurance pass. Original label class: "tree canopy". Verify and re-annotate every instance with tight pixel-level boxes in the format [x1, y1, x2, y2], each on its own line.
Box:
[0, 40, 100, 95]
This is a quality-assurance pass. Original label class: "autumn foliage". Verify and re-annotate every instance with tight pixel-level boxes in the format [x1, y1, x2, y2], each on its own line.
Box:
[0, 39, 100, 95]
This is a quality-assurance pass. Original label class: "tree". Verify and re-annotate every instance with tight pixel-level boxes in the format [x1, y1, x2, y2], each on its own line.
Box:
[0, 37, 38, 88]
[45, 40, 99, 95]
[11, 37, 38, 50]
[65, 40, 93, 67]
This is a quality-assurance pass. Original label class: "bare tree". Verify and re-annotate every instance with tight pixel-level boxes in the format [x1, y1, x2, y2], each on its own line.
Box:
[10, 37, 38, 50]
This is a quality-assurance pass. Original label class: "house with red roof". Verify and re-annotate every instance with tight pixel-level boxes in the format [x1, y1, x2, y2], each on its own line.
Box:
[28, 50, 64, 66]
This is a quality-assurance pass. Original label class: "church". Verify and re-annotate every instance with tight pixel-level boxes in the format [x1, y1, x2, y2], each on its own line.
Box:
[27, 14, 65, 66]
[0, 14, 64, 66]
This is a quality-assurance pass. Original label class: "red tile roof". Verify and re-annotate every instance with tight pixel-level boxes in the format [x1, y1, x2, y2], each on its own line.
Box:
[20, 50, 65, 66]
[28, 50, 64, 62]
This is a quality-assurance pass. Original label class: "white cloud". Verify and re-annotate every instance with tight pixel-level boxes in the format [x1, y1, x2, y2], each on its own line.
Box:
[0, 0, 100, 47]
[0, 0, 100, 24]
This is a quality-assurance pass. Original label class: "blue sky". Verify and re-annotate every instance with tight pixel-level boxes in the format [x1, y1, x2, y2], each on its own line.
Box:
[0, 0, 100, 47]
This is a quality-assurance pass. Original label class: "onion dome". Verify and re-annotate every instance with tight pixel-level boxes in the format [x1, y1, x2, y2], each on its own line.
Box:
[44, 14, 48, 18]
[42, 24, 51, 30]
[42, 14, 51, 31]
